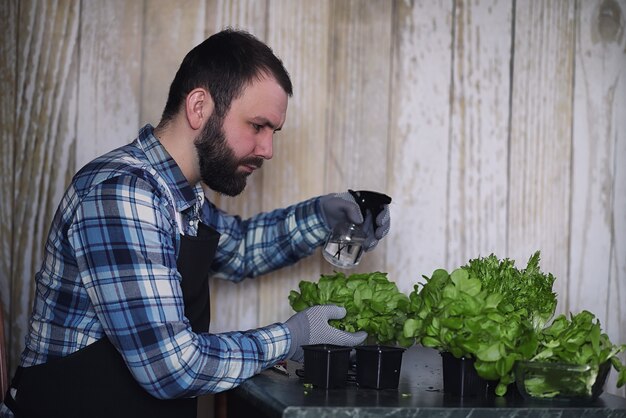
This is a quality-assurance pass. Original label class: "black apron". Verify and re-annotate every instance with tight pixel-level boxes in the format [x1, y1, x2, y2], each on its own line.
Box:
[5, 223, 220, 418]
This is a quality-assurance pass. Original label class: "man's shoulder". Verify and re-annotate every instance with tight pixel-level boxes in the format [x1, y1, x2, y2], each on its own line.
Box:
[71, 144, 159, 196]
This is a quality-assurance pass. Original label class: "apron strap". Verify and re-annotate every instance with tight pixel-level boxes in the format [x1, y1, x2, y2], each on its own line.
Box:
[3, 392, 21, 417]
[4, 367, 23, 416]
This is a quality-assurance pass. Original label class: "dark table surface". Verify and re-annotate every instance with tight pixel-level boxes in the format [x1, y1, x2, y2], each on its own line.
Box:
[227, 345, 626, 418]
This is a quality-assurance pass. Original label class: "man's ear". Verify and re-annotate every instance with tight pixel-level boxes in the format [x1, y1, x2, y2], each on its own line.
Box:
[185, 88, 214, 130]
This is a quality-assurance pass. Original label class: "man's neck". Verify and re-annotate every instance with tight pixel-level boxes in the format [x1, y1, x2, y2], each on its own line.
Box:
[154, 121, 201, 185]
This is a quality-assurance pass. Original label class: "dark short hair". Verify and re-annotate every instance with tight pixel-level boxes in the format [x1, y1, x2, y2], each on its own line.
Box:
[159, 28, 293, 124]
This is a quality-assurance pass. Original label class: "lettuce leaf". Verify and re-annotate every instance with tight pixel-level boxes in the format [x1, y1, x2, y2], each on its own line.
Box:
[289, 271, 413, 347]
[461, 251, 557, 330]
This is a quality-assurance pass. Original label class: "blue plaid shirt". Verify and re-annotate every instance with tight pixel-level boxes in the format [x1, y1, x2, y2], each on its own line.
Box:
[17, 124, 329, 398]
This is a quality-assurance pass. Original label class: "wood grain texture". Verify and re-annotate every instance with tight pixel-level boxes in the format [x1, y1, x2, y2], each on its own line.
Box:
[76, 0, 143, 169]
[0, 0, 18, 368]
[323, 0, 394, 276]
[140, 0, 207, 127]
[204, 0, 269, 333]
[570, 0, 626, 396]
[507, 0, 575, 316]
[10, 0, 80, 372]
[3, 0, 625, 400]
[257, 0, 333, 326]
[446, 0, 513, 268]
[387, 0, 454, 293]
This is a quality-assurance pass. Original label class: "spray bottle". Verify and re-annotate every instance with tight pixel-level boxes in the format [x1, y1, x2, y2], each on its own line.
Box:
[322, 190, 392, 269]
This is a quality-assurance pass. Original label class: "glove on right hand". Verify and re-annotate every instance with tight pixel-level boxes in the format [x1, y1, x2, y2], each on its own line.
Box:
[319, 192, 364, 230]
[284, 305, 367, 362]
[319, 191, 391, 251]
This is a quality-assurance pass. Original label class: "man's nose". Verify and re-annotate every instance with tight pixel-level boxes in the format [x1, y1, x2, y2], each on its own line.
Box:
[255, 132, 274, 159]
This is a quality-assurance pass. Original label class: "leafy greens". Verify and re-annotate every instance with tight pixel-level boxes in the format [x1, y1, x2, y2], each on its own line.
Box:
[288, 271, 413, 347]
[403, 267, 538, 395]
[522, 310, 626, 398]
[287, 253, 626, 398]
[461, 251, 557, 330]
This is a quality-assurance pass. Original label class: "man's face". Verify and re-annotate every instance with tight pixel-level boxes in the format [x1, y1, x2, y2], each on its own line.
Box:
[195, 75, 288, 196]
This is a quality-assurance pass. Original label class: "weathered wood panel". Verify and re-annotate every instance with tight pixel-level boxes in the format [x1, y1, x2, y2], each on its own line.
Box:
[446, 0, 513, 268]
[140, 0, 207, 127]
[9, 0, 80, 372]
[257, 0, 333, 326]
[387, 0, 454, 293]
[609, 0, 626, 388]
[322, 0, 394, 277]
[76, 0, 143, 169]
[570, 0, 626, 397]
[2, 0, 625, 402]
[0, 0, 18, 364]
[507, 0, 575, 316]
[204, 0, 269, 333]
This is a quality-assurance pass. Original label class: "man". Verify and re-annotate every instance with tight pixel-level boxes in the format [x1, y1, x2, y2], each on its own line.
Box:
[1, 29, 390, 418]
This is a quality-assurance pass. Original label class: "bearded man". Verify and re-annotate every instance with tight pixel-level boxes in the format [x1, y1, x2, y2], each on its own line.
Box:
[1, 29, 390, 418]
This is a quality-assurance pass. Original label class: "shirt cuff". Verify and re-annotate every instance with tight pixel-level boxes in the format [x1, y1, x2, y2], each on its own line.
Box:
[293, 197, 329, 249]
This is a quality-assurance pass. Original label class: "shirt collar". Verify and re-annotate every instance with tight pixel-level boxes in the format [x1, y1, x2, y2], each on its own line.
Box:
[134, 124, 200, 213]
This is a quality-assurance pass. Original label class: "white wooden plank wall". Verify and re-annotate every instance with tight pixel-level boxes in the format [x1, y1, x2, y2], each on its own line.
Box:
[76, 0, 143, 170]
[387, 0, 454, 294]
[257, 0, 332, 326]
[570, 0, 626, 394]
[205, 0, 269, 334]
[447, 0, 512, 267]
[508, 0, 575, 318]
[1, 0, 624, 400]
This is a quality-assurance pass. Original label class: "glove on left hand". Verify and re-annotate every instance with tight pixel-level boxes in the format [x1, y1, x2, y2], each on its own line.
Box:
[284, 305, 368, 362]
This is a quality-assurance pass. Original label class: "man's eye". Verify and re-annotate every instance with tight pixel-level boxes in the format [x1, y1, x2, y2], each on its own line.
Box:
[251, 123, 262, 132]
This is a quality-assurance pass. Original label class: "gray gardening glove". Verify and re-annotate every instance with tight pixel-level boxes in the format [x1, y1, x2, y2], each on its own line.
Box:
[284, 305, 367, 362]
[319, 191, 391, 251]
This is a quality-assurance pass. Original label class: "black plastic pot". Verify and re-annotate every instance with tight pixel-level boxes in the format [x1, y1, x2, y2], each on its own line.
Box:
[355, 345, 405, 389]
[440, 352, 488, 397]
[302, 344, 352, 389]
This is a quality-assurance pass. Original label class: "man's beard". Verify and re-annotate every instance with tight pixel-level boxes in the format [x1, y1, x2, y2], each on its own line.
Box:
[194, 113, 263, 196]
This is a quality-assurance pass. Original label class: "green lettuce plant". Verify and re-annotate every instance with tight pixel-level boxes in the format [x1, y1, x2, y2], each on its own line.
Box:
[522, 310, 626, 398]
[461, 251, 557, 331]
[403, 267, 539, 395]
[289, 271, 414, 347]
